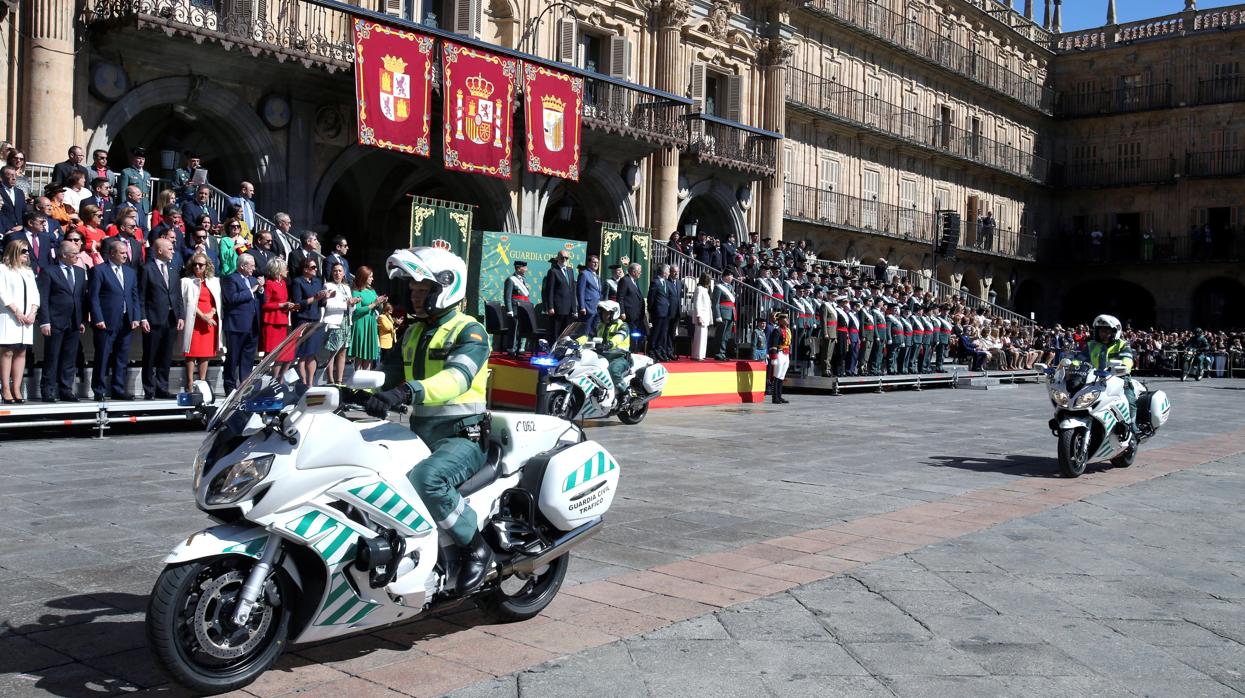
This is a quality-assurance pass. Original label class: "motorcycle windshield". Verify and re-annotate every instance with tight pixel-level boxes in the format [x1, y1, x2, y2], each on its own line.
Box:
[208, 321, 327, 432]
[557, 322, 586, 343]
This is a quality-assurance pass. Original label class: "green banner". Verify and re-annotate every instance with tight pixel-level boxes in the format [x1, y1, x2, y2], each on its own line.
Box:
[410, 196, 473, 266]
[471, 231, 587, 315]
[596, 223, 651, 293]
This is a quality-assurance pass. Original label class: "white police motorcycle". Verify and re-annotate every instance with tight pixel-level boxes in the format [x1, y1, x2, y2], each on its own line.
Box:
[539, 322, 668, 425]
[146, 322, 621, 694]
[1036, 358, 1170, 478]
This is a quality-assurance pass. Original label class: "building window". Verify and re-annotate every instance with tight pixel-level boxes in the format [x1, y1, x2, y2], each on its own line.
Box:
[691, 64, 742, 121]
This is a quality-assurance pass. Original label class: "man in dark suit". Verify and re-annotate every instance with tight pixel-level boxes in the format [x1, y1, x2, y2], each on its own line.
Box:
[249, 229, 277, 276]
[541, 251, 577, 340]
[577, 254, 602, 335]
[111, 215, 146, 272]
[51, 146, 89, 185]
[87, 177, 115, 227]
[151, 205, 186, 253]
[647, 264, 674, 361]
[617, 262, 645, 350]
[183, 227, 220, 270]
[4, 212, 56, 274]
[181, 185, 217, 227]
[140, 238, 184, 399]
[119, 185, 151, 233]
[324, 235, 351, 283]
[37, 241, 88, 401]
[287, 231, 322, 278]
[220, 253, 262, 394]
[89, 237, 144, 400]
[1, 165, 27, 234]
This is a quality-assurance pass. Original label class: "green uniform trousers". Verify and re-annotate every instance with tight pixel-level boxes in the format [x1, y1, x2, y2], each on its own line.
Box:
[408, 424, 486, 546]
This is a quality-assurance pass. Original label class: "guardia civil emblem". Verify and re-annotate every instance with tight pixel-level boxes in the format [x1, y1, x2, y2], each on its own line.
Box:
[541, 94, 566, 153]
[378, 55, 411, 123]
[455, 75, 503, 147]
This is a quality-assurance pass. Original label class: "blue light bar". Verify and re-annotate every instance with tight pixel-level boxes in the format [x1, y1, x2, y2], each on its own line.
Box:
[244, 397, 285, 413]
[530, 356, 559, 368]
[631, 331, 642, 337]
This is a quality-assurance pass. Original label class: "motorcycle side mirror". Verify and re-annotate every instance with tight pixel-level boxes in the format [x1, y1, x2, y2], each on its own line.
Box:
[538, 339, 550, 353]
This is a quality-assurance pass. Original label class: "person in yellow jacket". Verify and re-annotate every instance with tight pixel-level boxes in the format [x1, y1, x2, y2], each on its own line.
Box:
[578, 300, 630, 392]
[366, 247, 494, 594]
[1074, 313, 1138, 438]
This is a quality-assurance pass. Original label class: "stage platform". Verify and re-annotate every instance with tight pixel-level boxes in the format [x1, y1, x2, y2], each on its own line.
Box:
[787, 365, 1041, 393]
[488, 354, 767, 410]
[0, 397, 199, 437]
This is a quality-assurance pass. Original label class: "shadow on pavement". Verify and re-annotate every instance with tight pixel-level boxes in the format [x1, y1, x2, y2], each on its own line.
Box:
[925, 454, 1091, 478]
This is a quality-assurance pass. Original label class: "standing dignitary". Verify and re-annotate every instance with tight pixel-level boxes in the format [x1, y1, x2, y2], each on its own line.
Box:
[577, 254, 602, 334]
[646, 264, 674, 361]
[617, 263, 645, 350]
[37, 241, 87, 401]
[541, 251, 576, 340]
[711, 269, 737, 360]
[502, 260, 532, 353]
[89, 238, 143, 400]
[139, 237, 184, 398]
[221, 254, 262, 394]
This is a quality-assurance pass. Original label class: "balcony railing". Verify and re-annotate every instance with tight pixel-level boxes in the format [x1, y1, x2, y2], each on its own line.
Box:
[686, 115, 779, 177]
[84, 0, 356, 70]
[582, 77, 688, 148]
[786, 67, 1050, 183]
[1186, 150, 1245, 178]
[799, 0, 1053, 112]
[1058, 232, 1244, 265]
[1057, 158, 1177, 187]
[783, 181, 1037, 261]
[1056, 4, 1245, 52]
[1197, 76, 1245, 105]
[1056, 82, 1173, 117]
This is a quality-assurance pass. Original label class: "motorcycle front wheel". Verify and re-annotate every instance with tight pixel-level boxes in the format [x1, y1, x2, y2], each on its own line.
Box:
[547, 391, 577, 421]
[478, 553, 569, 622]
[147, 557, 293, 695]
[1057, 429, 1088, 478]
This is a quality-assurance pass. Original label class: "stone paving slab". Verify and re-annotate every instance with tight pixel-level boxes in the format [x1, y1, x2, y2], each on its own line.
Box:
[1, 379, 1242, 696]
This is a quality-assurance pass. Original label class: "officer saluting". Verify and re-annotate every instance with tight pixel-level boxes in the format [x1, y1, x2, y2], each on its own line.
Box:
[367, 247, 495, 595]
[503, 260, 531, 353]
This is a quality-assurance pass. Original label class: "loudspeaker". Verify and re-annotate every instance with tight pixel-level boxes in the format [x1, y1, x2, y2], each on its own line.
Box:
[938, 211, 961, 259]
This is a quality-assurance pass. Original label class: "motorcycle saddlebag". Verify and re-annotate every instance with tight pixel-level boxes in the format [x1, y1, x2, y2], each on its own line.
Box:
[525, 440, 620, 531]
[640, 364, 668, 394]
[1143, 390, 1170, 429]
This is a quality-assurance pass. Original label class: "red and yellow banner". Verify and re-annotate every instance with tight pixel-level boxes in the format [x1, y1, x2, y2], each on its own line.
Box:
[353, 19, 434, 156]
[443, 41, 517, 180]
[522, 63, 583, 181]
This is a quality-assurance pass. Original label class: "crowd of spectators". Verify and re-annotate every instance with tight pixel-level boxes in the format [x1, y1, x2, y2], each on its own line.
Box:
[0, 141, 400, 403]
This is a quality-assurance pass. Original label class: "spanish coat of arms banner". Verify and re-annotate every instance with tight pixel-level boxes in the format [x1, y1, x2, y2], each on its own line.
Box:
[353, 20, 434, 156]
[442, 41, 518, 180]
[522, 62, 582, 181]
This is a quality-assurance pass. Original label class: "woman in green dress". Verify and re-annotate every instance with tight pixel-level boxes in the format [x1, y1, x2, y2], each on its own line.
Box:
[349, 265, 386, 371]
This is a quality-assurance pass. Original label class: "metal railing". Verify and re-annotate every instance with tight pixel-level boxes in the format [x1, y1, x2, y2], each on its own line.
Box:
[582, 77, 687, 148]
[785, 67, 1050, 183]
[849, 263, 1036, 329]
[1057, 158, 1176, 188]
[1186, 150, 1245, 178]
[799, 0, 1053, 112]
[1056, 82, 1173, 117]
[686, 115, 779, 176]
[1064, 233, 1244, 265]
[1197, 75, 1245, 105]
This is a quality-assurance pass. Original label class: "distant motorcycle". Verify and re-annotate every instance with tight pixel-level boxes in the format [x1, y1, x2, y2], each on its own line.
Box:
[1180, 349, 1210, 382]
[538, 323, 667, 425]
[1036, 359, 1171, 478]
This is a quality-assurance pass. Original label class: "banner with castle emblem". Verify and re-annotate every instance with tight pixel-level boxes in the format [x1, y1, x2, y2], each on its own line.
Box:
[442, 41, 517, 180]
[353, 20, 433, 156]
[522, 63, 582, 181]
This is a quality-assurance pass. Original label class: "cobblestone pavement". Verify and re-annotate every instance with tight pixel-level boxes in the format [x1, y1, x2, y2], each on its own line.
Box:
[0, 378, 1242, 696]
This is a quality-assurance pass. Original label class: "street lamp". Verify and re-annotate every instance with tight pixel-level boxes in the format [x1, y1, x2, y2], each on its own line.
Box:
[683, 218, 698, 237]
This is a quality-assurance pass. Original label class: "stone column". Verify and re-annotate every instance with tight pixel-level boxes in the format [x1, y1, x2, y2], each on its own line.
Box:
[1043, 0, 1051, 29]
[22, 0, 76, 163]
[1106, 0, 1116, 25]
[760, 37, 793, 243]
[1052, 0, 1062, 33]
[1023, 0, 1033, 21]
[650, 0, 688, 241]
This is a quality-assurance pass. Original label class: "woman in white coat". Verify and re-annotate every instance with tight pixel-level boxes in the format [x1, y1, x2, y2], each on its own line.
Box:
[180, 252, 224, 390]
[690, 273, 714, 361]
[0, 239, 40, 403]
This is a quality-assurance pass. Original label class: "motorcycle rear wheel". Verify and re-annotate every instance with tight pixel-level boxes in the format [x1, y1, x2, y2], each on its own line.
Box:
[478, 553, 569, 622]
[618, 403, 649, 425]
[1057, 429, 1088, 478]
[147, 557, 293, 695]
[1111, 439, 1137, 468]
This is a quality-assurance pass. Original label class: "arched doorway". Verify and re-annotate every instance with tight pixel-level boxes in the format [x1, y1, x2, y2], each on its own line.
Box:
[1060, 279, 1156, 328]
[1013, 279, 1043, 322]
[676, 179, 746, 242]
[540, 161, 635, 242]
[87, 77, 287, 209]
[1191, 277, 1245, 329]
[960, 266, 982, 300]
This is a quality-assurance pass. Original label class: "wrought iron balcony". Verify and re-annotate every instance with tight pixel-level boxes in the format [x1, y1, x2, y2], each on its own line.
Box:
[1056, 82, 1174, 117]
[582, 77, 687, 148]
[786, 67, 1050, 183]
[799, 0, 1053, 112]
[1057, 158, 1177, 188]
[1056, 232, 1243, 265]
[1186, 150, 1245, 178]
[685, 114, 779, 178]
[1197, 75, 1245, 105]
[783, 181, 1037, 261]
[83, 0, 356, 71]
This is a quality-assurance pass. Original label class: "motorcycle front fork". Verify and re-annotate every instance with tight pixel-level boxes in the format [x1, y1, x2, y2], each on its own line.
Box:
[233, 535, 282, 626]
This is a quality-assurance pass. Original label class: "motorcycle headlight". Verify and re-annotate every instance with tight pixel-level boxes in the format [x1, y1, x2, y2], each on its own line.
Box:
[1072, 388, 1102, 410]
[206, 455, 274, 505]
[1048, 386, 1070, 407]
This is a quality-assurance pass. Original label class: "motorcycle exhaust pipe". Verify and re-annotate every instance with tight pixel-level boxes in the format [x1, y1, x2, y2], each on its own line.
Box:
[497, 518, 603, 577]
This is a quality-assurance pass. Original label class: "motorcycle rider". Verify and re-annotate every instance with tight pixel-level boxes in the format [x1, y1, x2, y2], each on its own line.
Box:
[578, 299, 631, 395]
[366, 247, 495, 594]
[1184, 327, 1212, 378]
[1075, 314, 1137, 439]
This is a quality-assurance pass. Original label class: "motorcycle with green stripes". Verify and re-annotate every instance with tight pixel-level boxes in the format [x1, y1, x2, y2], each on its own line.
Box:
[146, 322, 619, 694]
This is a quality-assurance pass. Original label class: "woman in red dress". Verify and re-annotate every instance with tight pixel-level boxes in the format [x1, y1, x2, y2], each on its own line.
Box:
[180, 253, 223, 389]
[261, 257, 298, 374]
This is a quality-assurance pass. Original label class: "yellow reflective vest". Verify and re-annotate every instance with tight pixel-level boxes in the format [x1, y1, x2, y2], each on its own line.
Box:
[401, 310, 490, 418]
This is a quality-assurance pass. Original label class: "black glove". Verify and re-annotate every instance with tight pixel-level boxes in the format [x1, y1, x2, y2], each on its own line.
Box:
[366, 385, 412, 419]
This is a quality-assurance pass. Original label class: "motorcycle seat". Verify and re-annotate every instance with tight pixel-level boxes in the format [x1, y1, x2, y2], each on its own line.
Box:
[458, 441, 504, 497]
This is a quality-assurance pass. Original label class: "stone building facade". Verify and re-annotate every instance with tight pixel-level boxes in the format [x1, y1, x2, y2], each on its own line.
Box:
[0, 0, 1242, 327]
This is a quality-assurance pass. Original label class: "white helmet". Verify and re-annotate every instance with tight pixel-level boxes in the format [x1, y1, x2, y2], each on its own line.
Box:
[597, 300, 620, 318]
[1092, 313, 1122, 341]
[386, 246, 468, 316]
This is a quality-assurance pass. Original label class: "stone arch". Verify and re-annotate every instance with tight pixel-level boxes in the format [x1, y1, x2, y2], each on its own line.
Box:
[540, 158, 637, 240]
[1191, 277, 1245, 330]
[676, 177, 747, 241]
[86, 76, 288, 207]
[1013, 278, 1043, 322]
[960, 265, 982, 299]
[1060, 279, 1156, 328]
